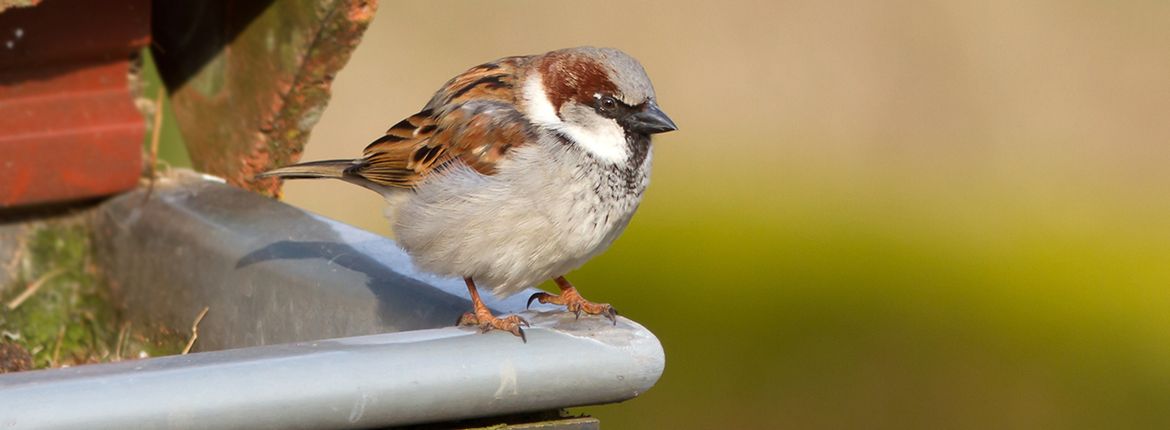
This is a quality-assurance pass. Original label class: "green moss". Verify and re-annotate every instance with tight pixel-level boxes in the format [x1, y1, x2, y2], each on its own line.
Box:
[0, 223, 185, 368]
[136, 326, 188, 359]
[1, 225, 101, 366]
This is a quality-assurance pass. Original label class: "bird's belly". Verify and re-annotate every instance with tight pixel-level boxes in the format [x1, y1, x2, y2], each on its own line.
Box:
[390, 162, 641, 297]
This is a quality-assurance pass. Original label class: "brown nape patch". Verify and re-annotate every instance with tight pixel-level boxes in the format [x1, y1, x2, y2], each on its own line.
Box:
[538, 52, 618, 112]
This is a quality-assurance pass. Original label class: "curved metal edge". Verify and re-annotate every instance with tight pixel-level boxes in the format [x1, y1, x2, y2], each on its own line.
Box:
[0, 313, 664, 429]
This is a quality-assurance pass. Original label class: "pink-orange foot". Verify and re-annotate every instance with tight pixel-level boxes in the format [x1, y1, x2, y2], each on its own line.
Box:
[527, 276, 618, 325]
[457, 277, 530, 342]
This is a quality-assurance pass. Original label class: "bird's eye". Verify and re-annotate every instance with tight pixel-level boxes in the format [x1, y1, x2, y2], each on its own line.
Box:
[596, 95, 619, 117]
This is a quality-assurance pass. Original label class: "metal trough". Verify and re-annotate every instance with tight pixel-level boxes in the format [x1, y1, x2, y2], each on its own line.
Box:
[0, 173, 665, 429]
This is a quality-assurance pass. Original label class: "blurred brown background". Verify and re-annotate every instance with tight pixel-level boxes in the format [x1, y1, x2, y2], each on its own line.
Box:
[277, 1, 1170, 428]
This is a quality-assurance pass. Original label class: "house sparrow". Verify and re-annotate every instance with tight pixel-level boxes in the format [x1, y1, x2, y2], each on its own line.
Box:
[259, 47, 676, 341]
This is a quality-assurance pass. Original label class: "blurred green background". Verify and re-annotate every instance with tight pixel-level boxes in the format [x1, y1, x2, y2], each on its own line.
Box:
[160, 1, 1170, 428]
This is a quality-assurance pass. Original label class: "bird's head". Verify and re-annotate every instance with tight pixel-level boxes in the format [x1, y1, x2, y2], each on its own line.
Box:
[522, 47, 677, 164]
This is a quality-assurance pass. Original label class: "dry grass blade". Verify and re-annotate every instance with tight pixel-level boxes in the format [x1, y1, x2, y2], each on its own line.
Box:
[2, 235, 25, 279]
[50, 324, 65, 368]
[5, 268, 64, 310]
[182, 306, 210, 355]
[114, 322, 130, 361]
[143, 88, 166, 203]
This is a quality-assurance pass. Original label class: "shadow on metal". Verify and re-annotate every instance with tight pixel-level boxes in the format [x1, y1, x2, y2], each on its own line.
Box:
[0, 171, 664, 429]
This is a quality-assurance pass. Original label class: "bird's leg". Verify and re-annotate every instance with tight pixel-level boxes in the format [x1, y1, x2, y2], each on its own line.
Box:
[456, 277, 529, 342]
[527, 276, 618, 324]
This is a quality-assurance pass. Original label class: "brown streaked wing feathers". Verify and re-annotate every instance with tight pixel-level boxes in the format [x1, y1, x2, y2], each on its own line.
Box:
[355, 56, 535, 189]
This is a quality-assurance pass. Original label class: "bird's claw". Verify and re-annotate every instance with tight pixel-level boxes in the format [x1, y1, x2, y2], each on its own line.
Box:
[527, 289, 618, 325]
[457, 312, 529, 343]
[527, 292, 551, 309]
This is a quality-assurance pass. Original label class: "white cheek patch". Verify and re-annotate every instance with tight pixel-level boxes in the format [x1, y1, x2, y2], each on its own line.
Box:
[559, 117, 628, 164]
[522, 74, 630, 164]
[523, 75, 561, 126]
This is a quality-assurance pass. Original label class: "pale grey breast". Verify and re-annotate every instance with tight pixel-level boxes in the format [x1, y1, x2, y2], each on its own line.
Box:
[390, 132, 652, 297]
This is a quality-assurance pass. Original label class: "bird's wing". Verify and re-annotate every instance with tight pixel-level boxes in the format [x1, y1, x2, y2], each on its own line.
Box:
[354, 56, 536, 189]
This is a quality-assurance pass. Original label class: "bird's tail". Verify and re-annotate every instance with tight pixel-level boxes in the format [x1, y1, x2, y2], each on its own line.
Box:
[258, 158, 398, 197]
[256, 159, 361, 180]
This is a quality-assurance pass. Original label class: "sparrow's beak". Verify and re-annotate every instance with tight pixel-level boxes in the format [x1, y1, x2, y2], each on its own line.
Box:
[625, 103, 678, 135]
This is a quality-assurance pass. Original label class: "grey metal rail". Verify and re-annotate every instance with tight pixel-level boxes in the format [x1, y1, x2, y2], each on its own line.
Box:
[0, 173, 664, 429]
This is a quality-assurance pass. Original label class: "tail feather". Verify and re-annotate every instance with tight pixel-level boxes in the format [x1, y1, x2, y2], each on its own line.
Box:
[257, 159, 361, 180]
[259, 158, 399, 197]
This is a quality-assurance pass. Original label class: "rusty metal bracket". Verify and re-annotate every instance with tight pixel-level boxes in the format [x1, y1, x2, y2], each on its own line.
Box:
[152, 0, 378, 195]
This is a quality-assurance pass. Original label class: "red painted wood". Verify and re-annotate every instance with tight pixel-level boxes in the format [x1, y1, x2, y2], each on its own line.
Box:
[0, 61, 143, 207]
[0, 0, 150, 208]
[0, 0, 150, 69]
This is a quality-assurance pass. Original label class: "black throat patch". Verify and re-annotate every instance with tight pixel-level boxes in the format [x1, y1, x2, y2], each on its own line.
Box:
[550, 130, 652, 198]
